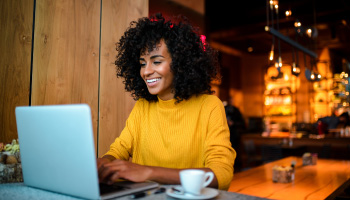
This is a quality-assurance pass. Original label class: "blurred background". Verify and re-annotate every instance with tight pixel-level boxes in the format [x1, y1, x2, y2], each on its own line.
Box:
[150, 0, 350, 170]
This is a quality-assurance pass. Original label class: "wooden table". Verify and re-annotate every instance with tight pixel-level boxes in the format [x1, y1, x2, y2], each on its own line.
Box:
[229, 156, 350, 200]
[0, 183, 268, 200]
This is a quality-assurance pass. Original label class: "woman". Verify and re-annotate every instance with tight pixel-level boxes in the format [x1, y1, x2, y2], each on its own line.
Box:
[97, 13, 236, 190]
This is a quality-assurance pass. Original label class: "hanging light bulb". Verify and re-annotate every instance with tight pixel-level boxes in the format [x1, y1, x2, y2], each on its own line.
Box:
[270, 0, 278, 6]
[278, 56, 282, 67]
[269, 0, 276, 10]
[294, 20, 301, 27]
[306, 28, 312, 37]
[285, 10, 292, 17]
[292, 66, 300, 73]
[269, 50, 274, 61]
[292, 62, 301, 76]
[292, 65, 297, 72]
[247, 46, 253, 52]
[269, 44, 274, 61]
[317, 74, 322, 79]
[310, 72, 315, 80]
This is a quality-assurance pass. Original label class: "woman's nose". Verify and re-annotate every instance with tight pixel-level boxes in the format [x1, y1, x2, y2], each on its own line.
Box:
[143, 63, 154, 76]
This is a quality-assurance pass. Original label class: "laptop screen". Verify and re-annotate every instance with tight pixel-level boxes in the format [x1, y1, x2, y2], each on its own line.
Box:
[16, 104, 102, 199]
[16, 104, 159, 200]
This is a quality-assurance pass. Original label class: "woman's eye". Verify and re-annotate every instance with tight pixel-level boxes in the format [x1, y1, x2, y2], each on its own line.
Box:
[140, 63, 146, 67]
[154, 61, 161, 65]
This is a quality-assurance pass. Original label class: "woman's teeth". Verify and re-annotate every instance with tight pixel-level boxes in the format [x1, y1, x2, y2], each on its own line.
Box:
[147, 78, 161, 83]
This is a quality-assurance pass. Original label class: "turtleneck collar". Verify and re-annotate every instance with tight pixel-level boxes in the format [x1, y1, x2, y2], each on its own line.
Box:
[157, 96, 180, 109]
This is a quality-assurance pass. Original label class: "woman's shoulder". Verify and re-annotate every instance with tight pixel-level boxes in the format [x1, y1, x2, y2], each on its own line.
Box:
[193, 94, 224, 107]
[197, 94, 222, 102]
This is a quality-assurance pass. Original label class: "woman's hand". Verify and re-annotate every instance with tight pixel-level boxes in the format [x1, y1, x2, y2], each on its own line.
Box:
[97, 155, 115, 183]
[97, 156, 218, 188]
[97, 157, 111, 170]
[99, 159, 152, 184]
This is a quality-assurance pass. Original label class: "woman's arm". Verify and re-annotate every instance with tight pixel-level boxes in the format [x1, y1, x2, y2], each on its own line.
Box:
[97, 157, 218, 188]
[203, 96, 236, 190]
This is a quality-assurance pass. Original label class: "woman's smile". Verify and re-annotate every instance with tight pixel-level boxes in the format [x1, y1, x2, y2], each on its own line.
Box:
[146, 78, 161, 86]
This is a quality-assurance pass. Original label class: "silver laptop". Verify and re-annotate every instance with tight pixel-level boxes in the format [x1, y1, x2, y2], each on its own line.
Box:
[15, 104, 159, 200]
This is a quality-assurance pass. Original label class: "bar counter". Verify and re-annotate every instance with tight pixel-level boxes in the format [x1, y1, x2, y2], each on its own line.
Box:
[228, 156, 350, 200]
[241, 133, 350, 159]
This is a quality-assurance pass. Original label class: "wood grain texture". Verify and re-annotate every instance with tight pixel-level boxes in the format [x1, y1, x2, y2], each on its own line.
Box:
[98, 0, 148, 157]
[229, 156, 350, 200]
[31, 0, 100, 148]
[0, 0, 34, 143]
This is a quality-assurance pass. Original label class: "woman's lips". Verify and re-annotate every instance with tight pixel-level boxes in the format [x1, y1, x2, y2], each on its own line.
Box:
[146, 78, 161, 86]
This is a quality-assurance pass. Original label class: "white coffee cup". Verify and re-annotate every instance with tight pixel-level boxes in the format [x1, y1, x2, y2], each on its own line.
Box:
[179, 169, 214, 195]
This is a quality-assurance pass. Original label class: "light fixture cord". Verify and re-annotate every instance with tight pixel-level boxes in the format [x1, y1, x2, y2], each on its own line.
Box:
[294, 28, 300, 67]
[266, 0, 270, 27]
[312, 0, 318, 52]
[276, 5, 281, 64]
[303, 53, 308, 70]
[268, 0, 275, 63]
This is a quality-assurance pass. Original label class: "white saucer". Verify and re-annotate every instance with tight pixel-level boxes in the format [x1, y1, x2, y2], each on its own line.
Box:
[166, 186, 219, 199]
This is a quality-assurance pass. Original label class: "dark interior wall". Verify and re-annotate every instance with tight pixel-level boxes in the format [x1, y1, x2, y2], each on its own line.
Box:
[222, 53, 242, 89]
[219, 52, 242, 101]
[149, 0, 205, 34]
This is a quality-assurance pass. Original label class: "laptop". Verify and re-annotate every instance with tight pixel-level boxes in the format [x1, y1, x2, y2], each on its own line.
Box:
[15, 104, 159, 200]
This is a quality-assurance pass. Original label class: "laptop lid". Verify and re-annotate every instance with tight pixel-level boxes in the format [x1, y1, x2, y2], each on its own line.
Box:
[15, 104, 158, 200]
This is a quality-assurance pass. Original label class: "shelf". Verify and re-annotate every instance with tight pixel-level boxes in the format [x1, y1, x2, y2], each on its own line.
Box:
[313, 102, 330, 105]
[265, 104, 293, 106]
[264, 65, 297, 124]
[265, 94, 292, 97]
[266, 114, 293, 117]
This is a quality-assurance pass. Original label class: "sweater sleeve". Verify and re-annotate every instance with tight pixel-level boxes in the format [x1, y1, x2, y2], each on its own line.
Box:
[204, 97, 236, 190]
[103, 100, 142, 160]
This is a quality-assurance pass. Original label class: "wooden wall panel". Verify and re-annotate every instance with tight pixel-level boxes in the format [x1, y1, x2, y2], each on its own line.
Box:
[99, 0, 148, 156]
[0, 0, 34, 143]
[31, 0, 100, 148]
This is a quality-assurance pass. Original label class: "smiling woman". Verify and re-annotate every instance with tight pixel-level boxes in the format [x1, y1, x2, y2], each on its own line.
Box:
[97, 13, 236, 190]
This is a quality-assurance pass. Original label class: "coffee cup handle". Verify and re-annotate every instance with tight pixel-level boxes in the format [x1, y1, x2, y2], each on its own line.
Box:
[202, 172, 214, 188]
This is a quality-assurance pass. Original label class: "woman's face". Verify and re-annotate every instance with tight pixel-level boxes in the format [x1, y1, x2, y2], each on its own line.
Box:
[140, 39, 174, 101]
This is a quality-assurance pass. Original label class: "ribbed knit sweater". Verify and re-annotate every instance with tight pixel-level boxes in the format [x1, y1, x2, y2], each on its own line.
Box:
[104, 94, 236, 190]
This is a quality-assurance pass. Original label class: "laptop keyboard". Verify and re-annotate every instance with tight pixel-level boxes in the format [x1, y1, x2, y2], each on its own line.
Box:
[99, 183, 127, 195]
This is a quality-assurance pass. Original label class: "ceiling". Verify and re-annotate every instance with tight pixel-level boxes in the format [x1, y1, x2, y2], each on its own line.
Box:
[205, 0, 350, 72]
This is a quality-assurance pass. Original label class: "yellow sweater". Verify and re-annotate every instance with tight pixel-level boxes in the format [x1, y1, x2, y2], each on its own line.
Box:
[105, 94, 236, 190]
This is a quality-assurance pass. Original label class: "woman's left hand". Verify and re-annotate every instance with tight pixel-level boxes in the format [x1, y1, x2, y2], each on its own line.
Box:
[100, 159, 153, 184]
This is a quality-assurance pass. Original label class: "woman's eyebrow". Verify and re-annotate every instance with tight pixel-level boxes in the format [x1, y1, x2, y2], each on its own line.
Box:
[139, 55, 164, 61]
[150, 55, 164, 59]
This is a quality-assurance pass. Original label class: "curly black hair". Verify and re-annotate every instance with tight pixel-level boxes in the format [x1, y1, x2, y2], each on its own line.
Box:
[115, 13, 219, 102]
